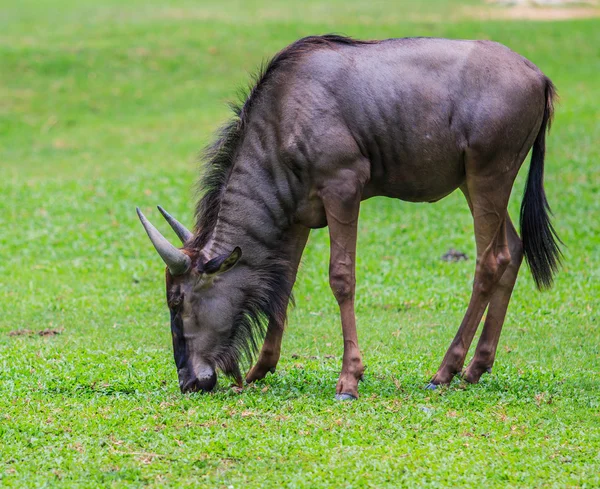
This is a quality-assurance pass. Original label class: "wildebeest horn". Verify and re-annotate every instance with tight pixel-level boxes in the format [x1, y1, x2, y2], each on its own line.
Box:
[157, 205, 193, 244]
[136, 207, 191, 276]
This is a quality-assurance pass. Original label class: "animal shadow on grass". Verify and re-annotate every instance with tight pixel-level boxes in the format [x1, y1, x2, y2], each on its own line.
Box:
[234, 362, 600, 406]
[40, 359, 598, 403]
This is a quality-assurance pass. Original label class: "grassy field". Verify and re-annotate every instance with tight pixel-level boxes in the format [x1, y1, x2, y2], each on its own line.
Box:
[1, 0, 599, 487]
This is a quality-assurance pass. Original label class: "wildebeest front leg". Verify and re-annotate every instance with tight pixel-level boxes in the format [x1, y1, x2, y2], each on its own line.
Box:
[245, 321, 284, 383]
[321, 181, 364, 400]
[246, 225, 310, 383]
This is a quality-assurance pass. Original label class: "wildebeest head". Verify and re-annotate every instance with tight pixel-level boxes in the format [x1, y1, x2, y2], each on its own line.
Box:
[137, 206, 246, 394]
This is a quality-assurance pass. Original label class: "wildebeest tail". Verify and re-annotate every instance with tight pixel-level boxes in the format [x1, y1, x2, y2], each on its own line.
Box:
[520, 78, 562, 290]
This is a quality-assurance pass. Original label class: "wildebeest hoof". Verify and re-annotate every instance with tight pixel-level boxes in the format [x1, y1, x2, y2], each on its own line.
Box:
[335, 393, 357, 401]
[245, 365, 276, 383]
[462, 365, 492, 384]
[425, 382, 438, 390]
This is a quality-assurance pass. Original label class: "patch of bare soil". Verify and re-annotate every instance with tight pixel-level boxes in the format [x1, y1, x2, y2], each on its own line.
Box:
[471, 2, 599, 20]
[149, 3, 599, 24]
[8, 328, 64, 337]
[441, 249, 469, 262]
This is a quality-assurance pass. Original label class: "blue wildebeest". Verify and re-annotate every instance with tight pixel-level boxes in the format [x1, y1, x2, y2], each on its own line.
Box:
[137, 35, 561, 399]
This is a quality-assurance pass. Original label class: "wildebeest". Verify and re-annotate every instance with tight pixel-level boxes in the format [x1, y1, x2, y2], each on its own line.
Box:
[137, 35, 561, 399]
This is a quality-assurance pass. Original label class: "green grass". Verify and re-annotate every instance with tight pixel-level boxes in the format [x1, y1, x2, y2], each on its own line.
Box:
[1, 0, 599, 487]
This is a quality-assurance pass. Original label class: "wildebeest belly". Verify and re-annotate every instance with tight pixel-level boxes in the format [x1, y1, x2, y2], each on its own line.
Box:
[359, 119, 466, 203]
[364, 159, 465, 203]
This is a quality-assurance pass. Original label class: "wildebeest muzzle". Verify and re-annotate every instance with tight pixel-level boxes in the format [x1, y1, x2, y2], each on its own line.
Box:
[178, 367, 217, 394]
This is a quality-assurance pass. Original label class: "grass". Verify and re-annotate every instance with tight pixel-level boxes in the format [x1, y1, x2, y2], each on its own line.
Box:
[1, 0, 599, 487]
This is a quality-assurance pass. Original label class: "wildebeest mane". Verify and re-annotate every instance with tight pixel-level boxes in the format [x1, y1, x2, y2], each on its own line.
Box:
[191, 34, 374, 251]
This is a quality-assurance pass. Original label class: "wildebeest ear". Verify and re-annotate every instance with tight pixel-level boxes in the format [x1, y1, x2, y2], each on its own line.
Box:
[203, 247, 242, 275]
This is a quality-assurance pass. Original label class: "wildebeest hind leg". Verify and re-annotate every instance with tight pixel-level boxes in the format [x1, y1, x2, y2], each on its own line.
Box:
[246, 225, 310, 383]
[463, 215, 523, 383]
[429, 167, 517, 387]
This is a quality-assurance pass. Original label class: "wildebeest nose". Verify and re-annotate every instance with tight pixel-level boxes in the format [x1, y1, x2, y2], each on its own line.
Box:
[179, 371, 217, 393]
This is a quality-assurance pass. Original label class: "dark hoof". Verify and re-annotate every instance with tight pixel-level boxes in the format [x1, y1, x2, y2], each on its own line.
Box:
[335, 393, 357, 401]
[462, 366, 492, 384]
[245, 365, 276, 384]
[425, 382, 438, 390]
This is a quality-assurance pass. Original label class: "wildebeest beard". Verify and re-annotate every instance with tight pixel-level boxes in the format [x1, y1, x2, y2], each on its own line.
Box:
[209, 260, 292, 385]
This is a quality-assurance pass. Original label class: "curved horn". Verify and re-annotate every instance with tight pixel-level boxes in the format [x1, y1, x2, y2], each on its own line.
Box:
[157, 205, 193, 244]
[136, 207, 191, 276]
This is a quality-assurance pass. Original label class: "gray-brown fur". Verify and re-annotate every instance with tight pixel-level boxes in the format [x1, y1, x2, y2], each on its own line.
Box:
[139, 35, 560, 396]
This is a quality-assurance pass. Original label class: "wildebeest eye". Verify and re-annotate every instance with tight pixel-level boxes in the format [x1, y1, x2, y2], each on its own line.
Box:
[168, 294, 183, 309]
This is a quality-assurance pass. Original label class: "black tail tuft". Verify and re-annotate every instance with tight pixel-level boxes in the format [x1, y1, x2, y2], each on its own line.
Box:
[520, 78, 562, 290]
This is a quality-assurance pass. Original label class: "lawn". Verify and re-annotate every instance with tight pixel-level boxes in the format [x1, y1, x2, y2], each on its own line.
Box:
[1, 0, 599, 487]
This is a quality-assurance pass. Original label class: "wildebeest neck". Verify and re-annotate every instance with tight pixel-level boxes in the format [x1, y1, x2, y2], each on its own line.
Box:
[202, 136, 298, 263]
